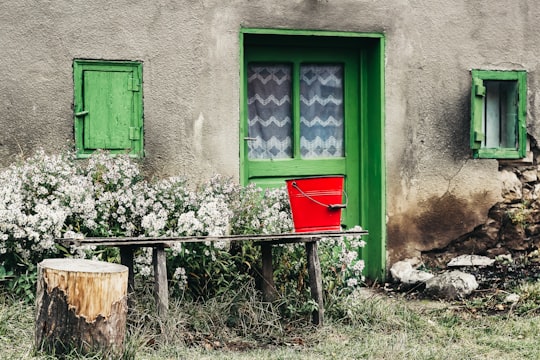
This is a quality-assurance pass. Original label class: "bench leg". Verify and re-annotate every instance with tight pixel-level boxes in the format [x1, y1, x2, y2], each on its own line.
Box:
[261, 243, 278, 301]
[153, 246, 169, 316]
[306, 241, 324, 326]
[119, 246, 135, 296]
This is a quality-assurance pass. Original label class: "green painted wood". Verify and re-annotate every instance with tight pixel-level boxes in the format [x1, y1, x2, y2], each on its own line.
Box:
[248, 159, 346, 177]
[73, 60, 143, 157]
[471, 78, 485, 150]
[470, 69, 527, 159]
[359, 39, 386, 281]
[240, 27, 384, 40]
[83, 70, 132, 149]
[240, 30, 386, 280]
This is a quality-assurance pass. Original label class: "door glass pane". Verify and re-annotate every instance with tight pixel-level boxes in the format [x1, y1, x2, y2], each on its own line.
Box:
[247, 64, 292, 159]
[300, 64, 344, 158]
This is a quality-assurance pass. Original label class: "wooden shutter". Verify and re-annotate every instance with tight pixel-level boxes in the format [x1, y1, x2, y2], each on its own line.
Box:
[74, 61, 143, 157]
[470, 77, 485, 150]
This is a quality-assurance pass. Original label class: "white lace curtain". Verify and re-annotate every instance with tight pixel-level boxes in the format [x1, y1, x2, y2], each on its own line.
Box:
[247, 63, 344, 159]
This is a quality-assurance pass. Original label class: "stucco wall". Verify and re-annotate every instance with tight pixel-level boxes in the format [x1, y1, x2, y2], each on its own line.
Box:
[1, 0, 539, 265]
[384, 1, 540, 262]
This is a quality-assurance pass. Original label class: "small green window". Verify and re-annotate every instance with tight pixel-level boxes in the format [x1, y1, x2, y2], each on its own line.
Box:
[73, 60, 143, 158]
[470, 69, 526, 159]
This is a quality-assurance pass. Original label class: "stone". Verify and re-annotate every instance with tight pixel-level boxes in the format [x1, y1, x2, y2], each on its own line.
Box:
[425, 270, 478, 300]
[403, 257, 422, 267]
[528, 249, 540, 261]
[488, 204, 506, 222]
[447, 255, 495, 267]
[521, 169, 538, 183]
[495, 253, 513, 263]
[500, 224, 527, 250]
[401, 269, 434, 284]
[523, 187, 534, 202]
[532, 184, 540, 202]
[500, 170, 522, 203]
[390, 261, 413, 282]
[486, 247, 508, 257]
[526, 224, 540, 236]
[505, 235, 529, 251]
[504, 293, 520, 303]
[390, 260, 433, 284]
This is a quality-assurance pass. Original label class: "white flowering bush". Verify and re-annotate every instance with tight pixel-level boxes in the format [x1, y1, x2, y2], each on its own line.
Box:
[0, 149, 366, 309]
[321, 226, 366, 288]
[0, 150, 77, 268]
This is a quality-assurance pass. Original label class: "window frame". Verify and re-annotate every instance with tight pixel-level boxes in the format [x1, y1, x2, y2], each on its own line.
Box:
[470, 69, 527, 159]
[73, 60, 144, 158]
[245, 47, 356, 165]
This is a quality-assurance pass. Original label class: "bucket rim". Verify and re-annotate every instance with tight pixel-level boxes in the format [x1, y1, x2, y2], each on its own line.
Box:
[285, 175, 344, 182]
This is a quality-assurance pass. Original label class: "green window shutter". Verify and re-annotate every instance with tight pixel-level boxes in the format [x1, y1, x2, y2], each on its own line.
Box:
[470, 77, 485, 151]
[83, 70, 133, 149]
[73, 60, 143, 158]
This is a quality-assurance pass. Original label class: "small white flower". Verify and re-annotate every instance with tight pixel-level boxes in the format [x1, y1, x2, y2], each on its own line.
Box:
[173, 267, 186, 280]
[139, 265, 152, 277]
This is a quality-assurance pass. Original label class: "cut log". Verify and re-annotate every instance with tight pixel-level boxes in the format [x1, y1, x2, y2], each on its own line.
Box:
[35, 258, 128, 356]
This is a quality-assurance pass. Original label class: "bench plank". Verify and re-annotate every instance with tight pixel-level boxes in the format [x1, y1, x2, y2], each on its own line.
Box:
[58, 230, 368, 247]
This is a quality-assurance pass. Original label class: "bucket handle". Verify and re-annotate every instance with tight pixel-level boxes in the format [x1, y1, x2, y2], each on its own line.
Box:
[291, 181, 348, 210]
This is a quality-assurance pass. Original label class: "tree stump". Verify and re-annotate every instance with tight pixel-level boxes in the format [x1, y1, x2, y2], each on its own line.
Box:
[35, 258, 128, 356]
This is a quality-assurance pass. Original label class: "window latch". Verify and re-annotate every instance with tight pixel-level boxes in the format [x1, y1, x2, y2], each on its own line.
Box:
[74, 111, 88, 117]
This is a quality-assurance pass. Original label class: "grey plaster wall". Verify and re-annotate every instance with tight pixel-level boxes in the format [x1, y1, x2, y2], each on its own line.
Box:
[1, 0, 539, 264]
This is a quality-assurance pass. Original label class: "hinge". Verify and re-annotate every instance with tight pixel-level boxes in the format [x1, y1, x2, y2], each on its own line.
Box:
[474, 79, 485, 97]
[129, 127, 141, 140]
[128, 75, 140, 92]
[474, 130, 485, 142]
[472, 130, 484, 149]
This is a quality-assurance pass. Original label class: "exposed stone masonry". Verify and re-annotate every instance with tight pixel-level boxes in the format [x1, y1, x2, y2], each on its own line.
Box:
[423, 138, 540, 264]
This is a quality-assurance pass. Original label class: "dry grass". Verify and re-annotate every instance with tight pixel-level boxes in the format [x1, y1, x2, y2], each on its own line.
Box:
[2, 283, 540, 359]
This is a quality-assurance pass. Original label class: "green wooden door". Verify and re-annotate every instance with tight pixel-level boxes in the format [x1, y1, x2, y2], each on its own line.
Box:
[241, 31, 386, 280]
[73, 61, 143, 157]
[242, 46, 360, 229]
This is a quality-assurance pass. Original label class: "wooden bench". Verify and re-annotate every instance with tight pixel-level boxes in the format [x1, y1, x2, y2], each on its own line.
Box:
[57, 230, 368, 326]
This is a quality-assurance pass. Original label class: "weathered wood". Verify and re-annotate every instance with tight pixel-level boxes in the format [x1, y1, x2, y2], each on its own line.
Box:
[260, 243, 278, 301]
[305, 241, 324, 325]
[57, 230, 368, 247]
[35, 258, 128, 356]
[153, 246, 169, 316]
[119, 245, 135, 295]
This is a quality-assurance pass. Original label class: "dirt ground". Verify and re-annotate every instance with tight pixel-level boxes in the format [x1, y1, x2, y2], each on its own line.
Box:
[377, 250, 540, 314]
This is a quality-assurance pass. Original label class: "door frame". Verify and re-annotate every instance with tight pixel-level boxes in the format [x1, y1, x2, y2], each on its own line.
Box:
[239, 28, 386, 280]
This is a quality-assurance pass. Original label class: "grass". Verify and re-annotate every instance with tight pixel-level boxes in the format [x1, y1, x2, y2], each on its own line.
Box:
[2, 282, 540, 359]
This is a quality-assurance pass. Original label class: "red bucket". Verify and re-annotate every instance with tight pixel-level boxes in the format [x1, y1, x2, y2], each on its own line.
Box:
[285, 176, 346, 233]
